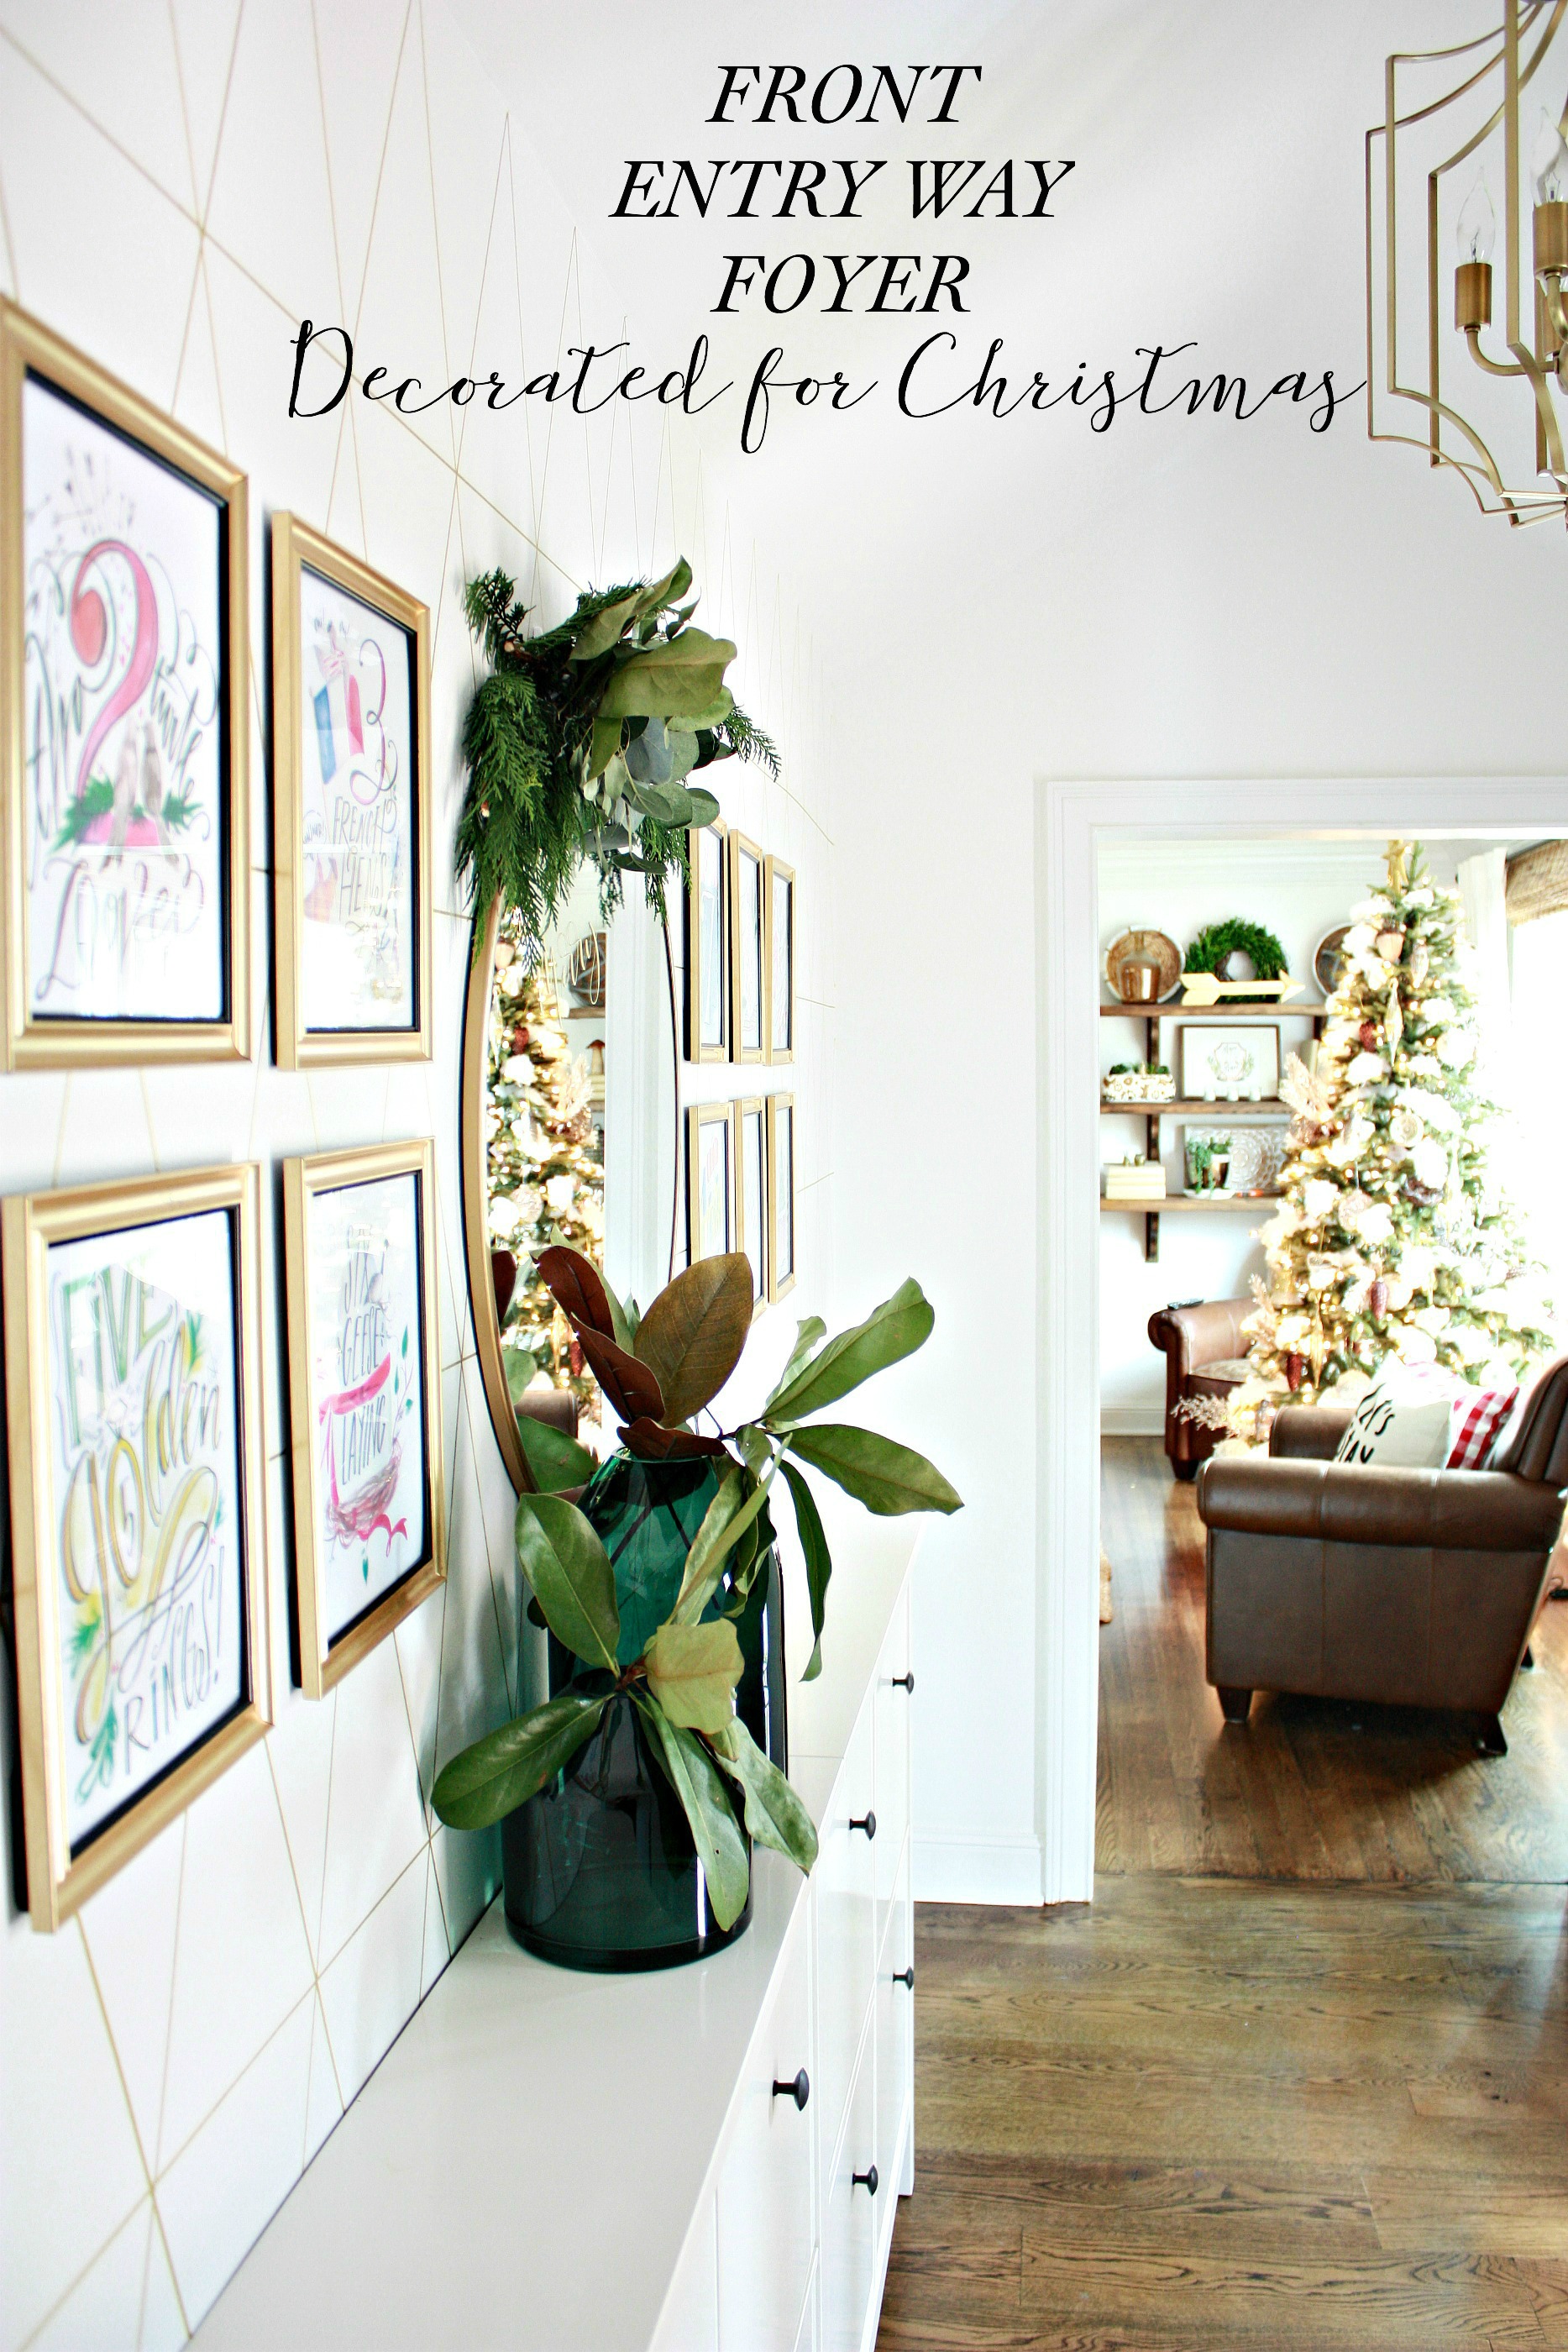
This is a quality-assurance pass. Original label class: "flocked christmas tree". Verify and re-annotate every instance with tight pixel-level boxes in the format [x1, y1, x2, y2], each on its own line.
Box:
[483, 911, 604, 1425]
[1225, 840, 1553, 1441]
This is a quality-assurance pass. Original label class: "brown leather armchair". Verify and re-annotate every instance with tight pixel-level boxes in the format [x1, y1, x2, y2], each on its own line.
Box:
[1196, 1359, 1568, 1752]
[1147, 1298, 1253, 1479]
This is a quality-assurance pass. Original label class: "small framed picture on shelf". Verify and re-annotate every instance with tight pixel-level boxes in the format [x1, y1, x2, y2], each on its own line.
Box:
[687, 1100, 734, 1262]
[735, 1096, 768, 1315]
[1178, 1022, 1281, 1104]
[1, 298, 249, 1070]
[281, 1140, 444, 1699]
[270, 517, 431, 1068]
[685, 819, 728, 1062]
[763, 854, 794, 1063]
[766, 1093, 797, 1302]
[729, 831, 765, 1063]
[2, 1163, 270, 1929]
[1180, 1121, 1288, 1198]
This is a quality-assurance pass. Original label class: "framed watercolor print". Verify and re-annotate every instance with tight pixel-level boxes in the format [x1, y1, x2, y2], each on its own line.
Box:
[1, 1163, 270, 1929]
[686, 1101, 734, 1263]
[729, 832, 764, 1063]
[0, 298, 249, 1070]
[766, 1093, 797, 1303]
[685, 819, 728, 1062]
[763, 855, 794, 1064]
[270, 517, 431, 1068]
[735, 1096, 768, 1315]
[1177, 1021, 1282, 1103]
[281, 1140, 444, 1697]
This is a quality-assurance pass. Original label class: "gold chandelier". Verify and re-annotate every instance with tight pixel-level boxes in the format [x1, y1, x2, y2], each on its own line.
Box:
[1368, 1, 1568, 526]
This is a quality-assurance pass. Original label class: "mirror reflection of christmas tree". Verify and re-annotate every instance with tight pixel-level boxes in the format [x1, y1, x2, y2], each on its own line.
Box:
[484, 915, 604, 1429]
[1225, 841, 1553, 1441]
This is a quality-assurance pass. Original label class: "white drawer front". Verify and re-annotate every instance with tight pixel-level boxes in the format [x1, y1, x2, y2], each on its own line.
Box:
[875, 1837, 913, 2218]
[814, 1700, 877, 2182]
[873, 1591, 912, 1943]
[716, 1900, 816, 2352]
[819, 2031, 878, 2352]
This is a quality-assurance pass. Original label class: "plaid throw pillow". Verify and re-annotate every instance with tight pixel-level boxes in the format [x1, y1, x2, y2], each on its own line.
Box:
[1446, 1384, 1518, 1471]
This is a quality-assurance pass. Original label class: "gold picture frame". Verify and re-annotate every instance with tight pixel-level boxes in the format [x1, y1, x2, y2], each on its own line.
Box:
[685, 817, 729, 1063]
[2, 1163, 270, 1930]
[687, 1100, 734, 1263]
[728, 831, 765, 1064]
[281, 1139, 445, 1698]
[763, 854, 794, 1065]
[0, 297, 249, 1069]
[735, 1095, 768, 1319]
[766, 1093, 798, 1303]
[270, 515, 432, 1068]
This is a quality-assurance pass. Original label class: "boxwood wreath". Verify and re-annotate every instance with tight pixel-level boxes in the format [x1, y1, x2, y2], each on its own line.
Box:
[1184, 918, 1289, 993]
[457, 557, 778, 948]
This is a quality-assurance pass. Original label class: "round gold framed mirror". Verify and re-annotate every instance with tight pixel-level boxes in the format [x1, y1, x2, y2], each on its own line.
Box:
[460, 885, 680, 1491]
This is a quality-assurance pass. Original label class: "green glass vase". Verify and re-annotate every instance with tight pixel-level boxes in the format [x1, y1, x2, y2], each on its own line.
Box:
[501, 1452, 786, 1971]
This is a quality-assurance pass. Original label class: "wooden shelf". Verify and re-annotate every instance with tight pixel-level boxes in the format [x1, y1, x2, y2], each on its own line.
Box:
[1100, 1000, 1325, 1019]
[1101, 1194, 1276, 1213]
[1100, 1097, 1287, 1116]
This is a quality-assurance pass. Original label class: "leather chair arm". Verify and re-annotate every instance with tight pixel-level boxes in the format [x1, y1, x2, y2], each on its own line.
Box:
[1148, 1296, 1250, 1376]
[1270, 1405, 1353, 1460]
[517, 1387, 580, 1437]
[1198, 1457, 1566, 1554]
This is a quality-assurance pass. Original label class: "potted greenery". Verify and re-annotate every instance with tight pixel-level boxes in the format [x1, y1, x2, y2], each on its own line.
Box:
[433, 1247, 961, 1971]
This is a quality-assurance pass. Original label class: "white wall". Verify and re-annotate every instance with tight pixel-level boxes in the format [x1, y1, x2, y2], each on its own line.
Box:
[0, 6, 831, 2344]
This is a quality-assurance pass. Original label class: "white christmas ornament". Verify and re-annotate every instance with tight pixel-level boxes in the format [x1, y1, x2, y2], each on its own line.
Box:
[1411, 1139, 1449, 1190]
[1396, 1325, 1439, 1365]
[1302, 1179, 1339, 1220]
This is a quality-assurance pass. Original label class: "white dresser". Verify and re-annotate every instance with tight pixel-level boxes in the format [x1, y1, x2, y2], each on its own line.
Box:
[194, 1514, 919, 2352]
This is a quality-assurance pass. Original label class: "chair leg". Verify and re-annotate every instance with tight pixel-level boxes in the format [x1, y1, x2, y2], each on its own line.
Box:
[1474, 1714, 1508, 1757]
[1522, 1644, 1535, 1669]
[1172, 1458, 1198, 1483]
[1217, 1686, 1252, 1725]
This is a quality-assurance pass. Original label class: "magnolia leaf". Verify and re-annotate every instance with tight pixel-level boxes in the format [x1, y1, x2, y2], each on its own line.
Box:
[514, 1494, 621, 1668]
[432, 1691, 608, 1831]
[622, 1417, 729, 1461]
[737, 1424, 774, 1478]
[643, 1619, 743, 1734]
[765, 1316, 827, 1412]
[575, 1326, 667, 1425]
[784, 1424, 962, 1519]
[596, 630, 738, 722]
[514, 1411, 597, 1495]
[636, 1695, 750, 1929]
[535, 1246, 618, 1341]
[627, 780, 695, 828]
[679, 689, 736, 734]
[569, 591, 642, 664]
[634, 1252, 753, 1423]
[685, 786, 721, 828]
[504, 1347, 538, 1402]
[673, 1462, 771, 1624]
[766, 1280, 935, 1425]
[585, 715, 624, 780]
[632, 556, 692, 619]
[779, 1458, 833, 1680]
[711, 1719, 819, 1871]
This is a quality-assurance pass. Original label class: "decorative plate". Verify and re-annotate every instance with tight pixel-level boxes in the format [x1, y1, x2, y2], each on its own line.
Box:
[1104, 927, 1183, 1004]
[1314, 924, 1350, 1000]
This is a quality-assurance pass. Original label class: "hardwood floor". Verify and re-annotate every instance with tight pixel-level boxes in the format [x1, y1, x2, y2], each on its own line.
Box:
[1097, 1436, 1568, 1883]
[878, 1438, 1568, 2349]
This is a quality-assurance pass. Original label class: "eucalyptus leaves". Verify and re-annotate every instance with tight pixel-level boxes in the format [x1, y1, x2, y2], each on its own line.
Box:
[431, 1248, 961, 1931]
[457, 559, 778, 947]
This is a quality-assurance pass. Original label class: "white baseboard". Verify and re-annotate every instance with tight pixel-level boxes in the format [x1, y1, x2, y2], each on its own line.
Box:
[914, 1832, 1044, 1906]
[1099, 1407, 1163, 1436]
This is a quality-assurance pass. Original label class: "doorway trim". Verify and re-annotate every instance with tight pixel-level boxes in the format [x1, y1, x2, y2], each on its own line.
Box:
[1036, 776, 1568, 1903]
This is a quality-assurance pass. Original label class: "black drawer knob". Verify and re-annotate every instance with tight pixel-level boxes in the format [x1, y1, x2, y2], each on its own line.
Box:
[772, 2069, 810, 2110]
[850, 1810, 877, 1840]
[892, 1671, 915, 1693]
[853, 2163, 879, 2196]
[894, 1965, 914, 1990]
